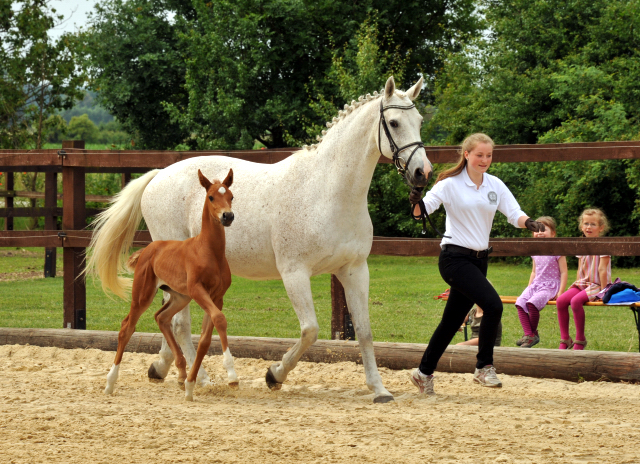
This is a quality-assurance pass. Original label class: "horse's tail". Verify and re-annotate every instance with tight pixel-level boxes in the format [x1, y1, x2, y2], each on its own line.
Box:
[126, 248, 145, 273]
[84, 169, 161, 299]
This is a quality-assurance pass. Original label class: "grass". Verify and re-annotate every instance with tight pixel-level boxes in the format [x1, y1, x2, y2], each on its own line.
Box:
[1, 248, 639, 352]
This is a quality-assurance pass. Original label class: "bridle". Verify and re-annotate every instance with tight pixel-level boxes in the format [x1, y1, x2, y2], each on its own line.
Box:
[377, 100, 425, 180]
[378, 98, 449, 238]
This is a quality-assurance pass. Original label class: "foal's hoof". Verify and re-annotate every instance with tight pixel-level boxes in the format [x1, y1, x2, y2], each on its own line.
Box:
[228, 381, 240, 390]
[373, 395, 395, 404]
[265, 368, 282, 391]
[147, 363, 165, 383]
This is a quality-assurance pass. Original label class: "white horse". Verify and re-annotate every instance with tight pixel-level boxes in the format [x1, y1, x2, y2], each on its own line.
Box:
[86, 76, 431, 403]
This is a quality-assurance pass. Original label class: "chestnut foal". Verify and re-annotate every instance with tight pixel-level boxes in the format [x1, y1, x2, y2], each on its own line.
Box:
[104, 169, 235, 401]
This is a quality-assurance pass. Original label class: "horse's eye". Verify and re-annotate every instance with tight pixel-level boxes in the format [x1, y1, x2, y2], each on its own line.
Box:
[390, 120, 398, 128]
[231, 196, 234, 201]
[208, 196, 213, 202]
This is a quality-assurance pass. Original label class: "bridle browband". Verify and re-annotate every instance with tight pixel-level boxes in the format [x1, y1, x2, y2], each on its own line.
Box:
[378, 98, 449, 238]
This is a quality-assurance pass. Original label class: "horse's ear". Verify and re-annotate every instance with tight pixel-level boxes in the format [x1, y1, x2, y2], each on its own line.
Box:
[407, 76, 424, 101]
[384, 76, 396, 100]
[198, 169, 212, 190]
[222, 168, 233, 188]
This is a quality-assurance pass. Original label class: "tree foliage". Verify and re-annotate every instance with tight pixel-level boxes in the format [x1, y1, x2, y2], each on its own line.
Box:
[424, 0, 640, 264]
[82, 0, 194, 149]
[0, 0, 85, 149]
[99, 0, 479, 150]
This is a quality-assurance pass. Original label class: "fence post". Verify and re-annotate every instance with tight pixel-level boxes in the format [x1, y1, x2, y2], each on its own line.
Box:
[330, 275, 355, 340]
[3, 172, 13, 231]
[62, 140, 86, 329]
[43, 172, 58, 277]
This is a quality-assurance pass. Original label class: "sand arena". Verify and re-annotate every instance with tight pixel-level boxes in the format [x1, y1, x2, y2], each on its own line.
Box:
[1, 344, 639, 463]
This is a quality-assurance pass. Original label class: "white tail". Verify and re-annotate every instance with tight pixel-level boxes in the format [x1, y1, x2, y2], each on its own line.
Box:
[84, 169, 160, 299]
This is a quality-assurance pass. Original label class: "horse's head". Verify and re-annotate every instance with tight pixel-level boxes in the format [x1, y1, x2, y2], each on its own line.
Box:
[377, 76, 432, 188]
[198, 169, 234, 227]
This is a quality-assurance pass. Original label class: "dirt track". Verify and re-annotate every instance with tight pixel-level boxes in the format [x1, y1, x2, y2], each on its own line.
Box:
[1, 344, 639, 464]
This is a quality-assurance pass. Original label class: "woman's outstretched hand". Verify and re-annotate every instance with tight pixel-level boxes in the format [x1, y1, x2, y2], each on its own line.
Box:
[524, 218, 546, 232]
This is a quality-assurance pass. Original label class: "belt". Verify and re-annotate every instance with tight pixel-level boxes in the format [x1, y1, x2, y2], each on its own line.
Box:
[442, 244, 493, 259]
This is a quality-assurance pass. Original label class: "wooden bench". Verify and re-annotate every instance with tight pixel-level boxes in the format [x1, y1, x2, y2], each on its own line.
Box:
[438, 293, 640, 352]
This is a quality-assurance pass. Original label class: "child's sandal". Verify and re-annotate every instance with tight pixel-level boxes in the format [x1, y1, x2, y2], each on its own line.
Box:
[559, 338, 574, 350]
[573, 339, 588, 350]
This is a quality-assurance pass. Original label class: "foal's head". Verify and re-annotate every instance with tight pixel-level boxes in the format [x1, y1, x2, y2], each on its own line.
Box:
[198, 169, 234, 227]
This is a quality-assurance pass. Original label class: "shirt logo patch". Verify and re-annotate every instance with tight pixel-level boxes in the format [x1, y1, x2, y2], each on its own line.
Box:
[487, 191, 498, 205]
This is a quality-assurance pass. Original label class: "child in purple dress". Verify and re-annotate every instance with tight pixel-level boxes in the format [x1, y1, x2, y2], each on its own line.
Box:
[515, 217, 568, 348]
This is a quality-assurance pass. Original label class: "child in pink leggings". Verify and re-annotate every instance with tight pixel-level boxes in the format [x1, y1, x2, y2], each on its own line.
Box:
[556, 208, 611, 350]
[515, 217, 567, 348]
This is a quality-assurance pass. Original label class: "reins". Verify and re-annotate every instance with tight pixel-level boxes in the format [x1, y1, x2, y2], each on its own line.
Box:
[378, 99, 450, 238]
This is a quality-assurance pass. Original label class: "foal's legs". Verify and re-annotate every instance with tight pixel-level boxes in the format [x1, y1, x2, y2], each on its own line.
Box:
[265, 270, 319, 389]
[336, 261, 393, 403]
[149, 304, 213, 386]
[184, 291, 231, 401]
[154, 290, 192, 386]
[104, 272, 157, 395]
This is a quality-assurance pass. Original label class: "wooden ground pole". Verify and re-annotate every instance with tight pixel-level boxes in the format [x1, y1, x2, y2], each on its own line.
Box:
[1, 328, 639, 383]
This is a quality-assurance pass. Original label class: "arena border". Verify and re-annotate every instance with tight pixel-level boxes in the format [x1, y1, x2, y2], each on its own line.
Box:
[1, 327, 639, 383]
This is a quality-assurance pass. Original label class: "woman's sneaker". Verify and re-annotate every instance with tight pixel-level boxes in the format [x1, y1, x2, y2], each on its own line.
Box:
[473, 365, 502, 388]
[515, 334, 527, 346]
[410, 369, 435, 395]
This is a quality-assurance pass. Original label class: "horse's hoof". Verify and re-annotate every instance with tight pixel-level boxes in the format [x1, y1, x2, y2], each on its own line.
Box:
[373, 395, 395, 404]
[228, 381, 239, 389]
[147, 363, 165, 382]
[178, 379, 186, 391]
[265, 368, 282, 391]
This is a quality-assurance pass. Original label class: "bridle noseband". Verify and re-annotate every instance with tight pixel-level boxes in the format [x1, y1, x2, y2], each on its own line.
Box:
[378, 98, 449, 238]
[378, 100, 425, 180]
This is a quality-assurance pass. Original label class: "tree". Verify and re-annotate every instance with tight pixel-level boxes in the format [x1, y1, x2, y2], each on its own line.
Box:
[424, 0, 640, 264]
[68, 114, 99, 142]
[108, 0, 480, 149]
[0, 0, 85, 149]
[82, 0, 195, 149]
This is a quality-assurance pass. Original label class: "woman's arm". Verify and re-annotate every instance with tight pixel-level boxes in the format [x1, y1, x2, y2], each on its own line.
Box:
[555, 256, 568, 300]
[528, 261, 536, 287]
[517, 216, 529, 228]
[598, 256, 611, 288]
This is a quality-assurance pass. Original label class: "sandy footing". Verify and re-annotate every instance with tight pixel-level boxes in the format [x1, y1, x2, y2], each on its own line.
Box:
[1, 344, 639, 463]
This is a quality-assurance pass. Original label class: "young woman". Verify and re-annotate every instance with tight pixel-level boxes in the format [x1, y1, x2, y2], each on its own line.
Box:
[408, 133, 545, 394]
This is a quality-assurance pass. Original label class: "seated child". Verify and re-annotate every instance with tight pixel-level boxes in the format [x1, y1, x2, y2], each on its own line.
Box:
[457, 305, 502, 346]
[515, 216, 568, 348]
[556, 208, 611, 350]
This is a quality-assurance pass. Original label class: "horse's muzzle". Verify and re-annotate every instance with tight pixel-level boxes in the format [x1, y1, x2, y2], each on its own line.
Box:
[221, 212, 234, 227]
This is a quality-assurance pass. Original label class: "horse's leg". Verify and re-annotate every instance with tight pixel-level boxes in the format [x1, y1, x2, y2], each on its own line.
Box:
[184, 291, 229, 401]
[154, 292, 192, 387]
[336, 262, 394, 403]
[210, 298, 238, 387]
[149, 302, 212, 386]
[105, 275, 156, 395]
[265, 271, 319, 389]
[147, 290, 175, 381]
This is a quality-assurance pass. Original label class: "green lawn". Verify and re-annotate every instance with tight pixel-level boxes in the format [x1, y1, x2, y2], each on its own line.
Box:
[1, 248, 639, 352]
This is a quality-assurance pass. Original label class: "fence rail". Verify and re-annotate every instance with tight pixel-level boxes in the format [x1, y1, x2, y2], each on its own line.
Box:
[1, 140, 640, 337]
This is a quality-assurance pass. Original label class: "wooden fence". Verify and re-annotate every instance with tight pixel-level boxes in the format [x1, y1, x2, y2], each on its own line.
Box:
[2, 140, 640, 338]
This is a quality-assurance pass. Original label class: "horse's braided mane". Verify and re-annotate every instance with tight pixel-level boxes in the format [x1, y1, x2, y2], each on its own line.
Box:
[302, 89, 407, 151]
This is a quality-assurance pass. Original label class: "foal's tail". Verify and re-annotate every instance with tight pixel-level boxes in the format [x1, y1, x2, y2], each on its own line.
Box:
[126, 249, 145, 273]
[84, 169, 161, 299]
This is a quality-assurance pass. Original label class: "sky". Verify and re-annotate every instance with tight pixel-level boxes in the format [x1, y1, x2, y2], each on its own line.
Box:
[47, 0, 95, 39]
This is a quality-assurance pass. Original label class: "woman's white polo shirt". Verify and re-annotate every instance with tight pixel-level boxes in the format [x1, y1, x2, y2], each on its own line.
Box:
[421, 168, 525, 251]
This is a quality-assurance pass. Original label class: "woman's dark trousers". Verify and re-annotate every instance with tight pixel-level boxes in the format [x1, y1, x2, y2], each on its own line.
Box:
[419, 249, 503, 375]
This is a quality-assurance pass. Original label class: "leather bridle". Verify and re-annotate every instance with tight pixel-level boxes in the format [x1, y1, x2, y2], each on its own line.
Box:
[378, 100, 425, 181]
[378, 99, 449, 238]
